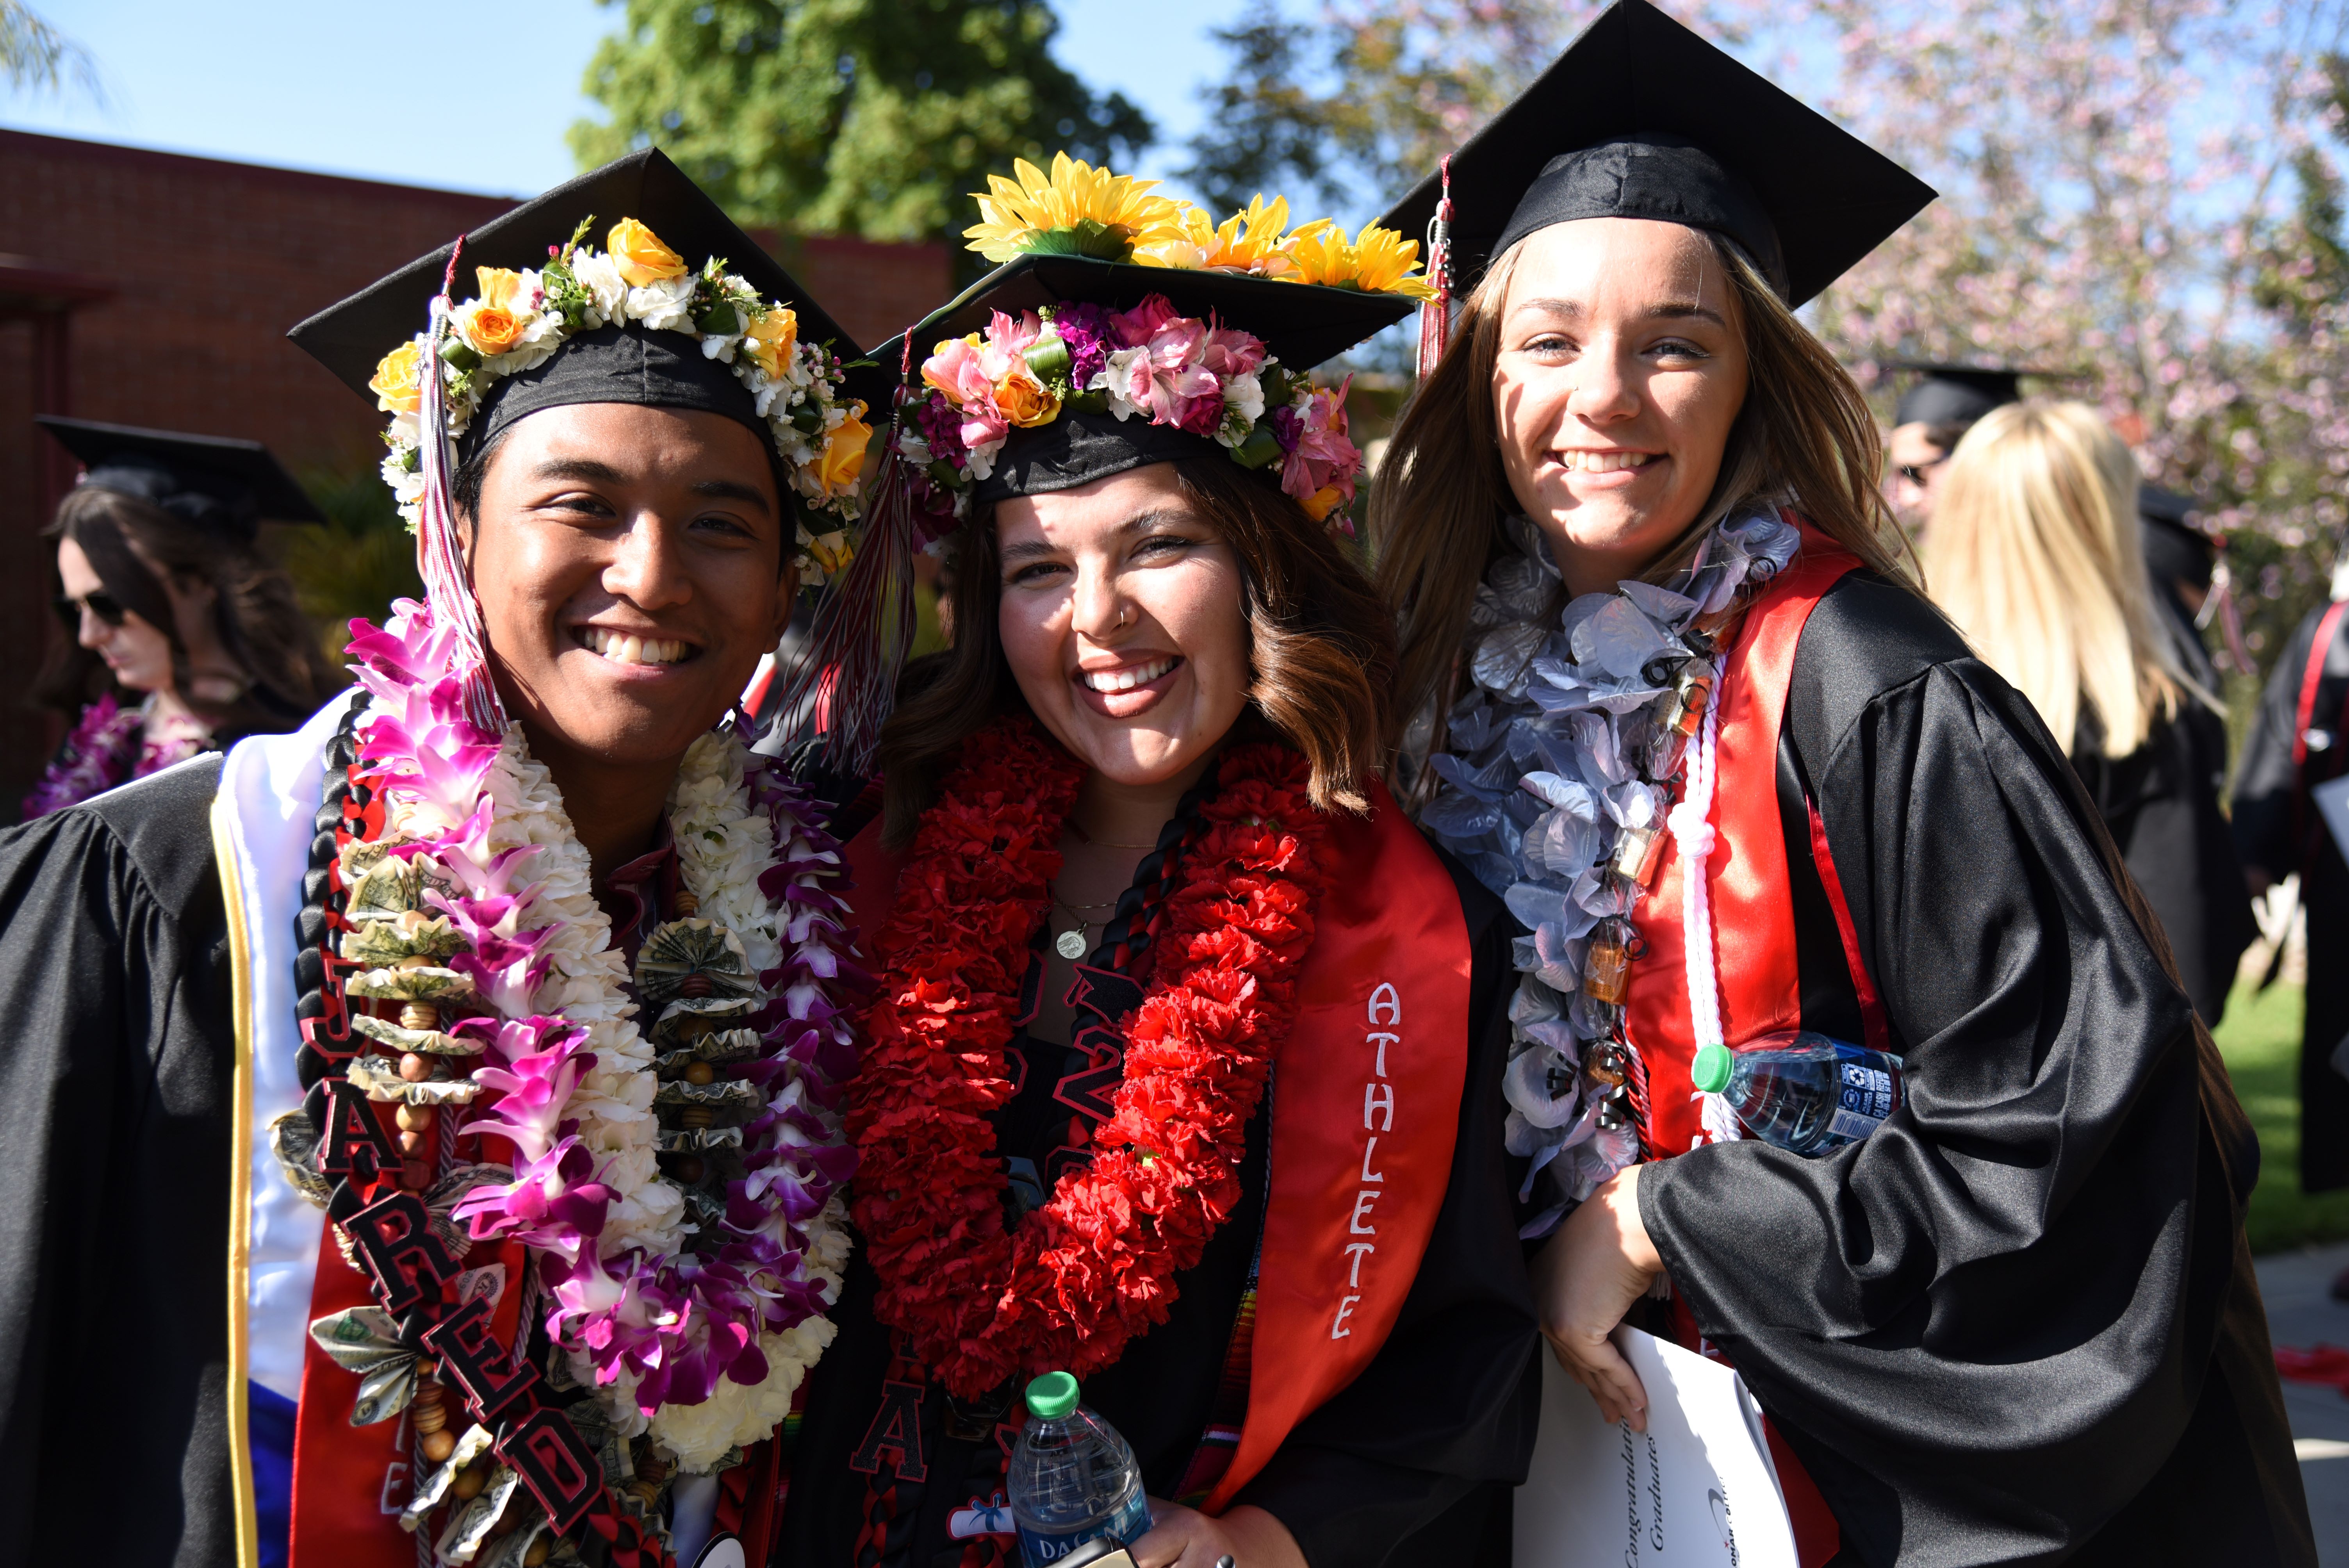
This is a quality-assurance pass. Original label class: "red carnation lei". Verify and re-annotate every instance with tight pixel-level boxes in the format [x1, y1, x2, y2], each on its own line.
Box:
[846, 718, 1327, 1399]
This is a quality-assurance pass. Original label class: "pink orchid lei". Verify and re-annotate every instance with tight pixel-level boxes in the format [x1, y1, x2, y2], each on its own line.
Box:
[23, 692, 211, 819]
[337, 599, 860, 1471]
[896, 293, 1365, 533]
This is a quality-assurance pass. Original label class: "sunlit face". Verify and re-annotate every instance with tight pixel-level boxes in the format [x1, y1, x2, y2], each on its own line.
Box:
[461, 403, 796, 776]
[1492, 218, 1751, 596]
[1887, 422, 1953, 529]
[994, 463, 1251, 789]
[58, 535, 176, 695]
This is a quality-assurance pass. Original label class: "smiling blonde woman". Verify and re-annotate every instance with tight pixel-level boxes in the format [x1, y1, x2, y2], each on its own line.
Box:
[1372, 3, 2307, 1563]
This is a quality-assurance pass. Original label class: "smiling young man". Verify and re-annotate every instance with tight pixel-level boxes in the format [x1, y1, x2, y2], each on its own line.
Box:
[0, 151, 884, 1568]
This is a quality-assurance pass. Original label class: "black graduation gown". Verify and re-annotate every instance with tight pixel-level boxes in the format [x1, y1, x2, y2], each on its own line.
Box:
[2068, 693, 2255, 1027]
[2233, 599, 2349, 1190]
[778, 854, 1539, 1568]
[0, 755, 237, 1568]
[1638, 573, 2310, 1568]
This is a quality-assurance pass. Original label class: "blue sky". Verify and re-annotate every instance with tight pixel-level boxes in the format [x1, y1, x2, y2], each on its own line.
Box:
[3, 0, 1256, 200]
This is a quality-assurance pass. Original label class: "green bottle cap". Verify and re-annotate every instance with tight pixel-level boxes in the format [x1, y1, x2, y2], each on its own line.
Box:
[1691, 1042, 1733, 1095]
[1025, 1370, 1080, 1420]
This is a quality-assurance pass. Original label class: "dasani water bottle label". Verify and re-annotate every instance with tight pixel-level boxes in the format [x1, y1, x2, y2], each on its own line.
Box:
[1016, 1489, 1150, 1563]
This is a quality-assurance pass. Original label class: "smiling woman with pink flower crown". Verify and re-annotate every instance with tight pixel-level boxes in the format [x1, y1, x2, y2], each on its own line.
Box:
[0, 152, 887, 1568]
[756, 152, 1537, 1568]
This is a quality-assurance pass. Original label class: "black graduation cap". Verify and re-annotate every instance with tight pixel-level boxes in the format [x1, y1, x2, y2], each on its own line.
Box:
[1375, 0, 1934, 307]
[36, 415, 325, 535]
[868, 254, 1413, 391]
[1891, 363, 2032, 429]
[868, 252, 1411, 502]
[287, 148, 891, 442]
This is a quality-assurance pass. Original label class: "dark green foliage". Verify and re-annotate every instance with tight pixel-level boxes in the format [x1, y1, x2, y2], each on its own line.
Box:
[570, 0, 1152, 273]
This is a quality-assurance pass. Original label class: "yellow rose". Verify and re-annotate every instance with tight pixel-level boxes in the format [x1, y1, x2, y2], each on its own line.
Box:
[745, 306, 799, 379]
[474, 266, 528, 310]
[804, 529, 854, 580]
[1301, 484, 1344, 522]
[460, 303, 523, 357]
[369, 340, 423, 415]
[993, 363, 1060, 428]
[817, 406, 873, 497]
[608, 218, 688, 286]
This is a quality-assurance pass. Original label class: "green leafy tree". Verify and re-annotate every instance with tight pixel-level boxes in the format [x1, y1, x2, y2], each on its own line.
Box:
[570, 0, 1151, 260]
[278, 466, 423, 669]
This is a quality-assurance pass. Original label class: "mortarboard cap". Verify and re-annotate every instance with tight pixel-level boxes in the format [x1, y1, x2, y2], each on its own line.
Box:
[1376, 0, 1934, 307]
[870, 252, 1411, 505]
[1892, 363, 2032, 429]
[287, 149, 890, 460]
[37, 416, 324, 537]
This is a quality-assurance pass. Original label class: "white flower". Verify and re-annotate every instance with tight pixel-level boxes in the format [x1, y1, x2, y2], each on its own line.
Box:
[965, 434, 1005, 481]
[571, 251, 627, 321]
[1100, 347, 1149, 420]
[626, 274, 697, 333]
[1225, 371, 1265, 425]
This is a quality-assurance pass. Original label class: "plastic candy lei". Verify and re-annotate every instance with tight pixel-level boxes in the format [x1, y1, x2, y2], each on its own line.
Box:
[366, 216, 873, 586]
[847, 719, 1326, 1399]
[311, 595, 861, 1488]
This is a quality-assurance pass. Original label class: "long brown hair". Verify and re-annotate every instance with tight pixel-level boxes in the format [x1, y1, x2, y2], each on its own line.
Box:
[36, 484, 336, 729]
[1373, 231, 1916, 737]
[877, 457, 1396, 846]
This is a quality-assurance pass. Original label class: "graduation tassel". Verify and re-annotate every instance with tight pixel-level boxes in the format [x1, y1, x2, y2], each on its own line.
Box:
[1415, 154, 1455, 382]
[767, 343, 921, 779]
[413, 235, 507, 735]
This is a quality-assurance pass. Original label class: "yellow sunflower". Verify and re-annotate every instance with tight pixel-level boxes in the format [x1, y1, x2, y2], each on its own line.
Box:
[963, 152, 1187, 264]
[1287, 223, 1437, 299]
[1137, 194, 1315, 276]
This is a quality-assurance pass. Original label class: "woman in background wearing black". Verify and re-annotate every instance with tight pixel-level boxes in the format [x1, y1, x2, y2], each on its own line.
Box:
[26, 418, 333, 818]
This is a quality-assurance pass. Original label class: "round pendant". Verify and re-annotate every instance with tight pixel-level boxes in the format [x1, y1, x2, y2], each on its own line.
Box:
[1055, 928, 1089, 960]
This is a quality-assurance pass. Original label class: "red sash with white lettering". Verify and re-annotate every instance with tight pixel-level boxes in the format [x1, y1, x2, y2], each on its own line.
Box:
[1623, 526, 1859, 1568]
[844, 776, 1470, 1515]
[288, 1207, 533, 1565]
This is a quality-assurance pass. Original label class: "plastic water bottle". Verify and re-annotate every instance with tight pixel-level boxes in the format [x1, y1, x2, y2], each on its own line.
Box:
[1690, 1031, 1905, 1155]
[1007, 1371, 1151, 1566]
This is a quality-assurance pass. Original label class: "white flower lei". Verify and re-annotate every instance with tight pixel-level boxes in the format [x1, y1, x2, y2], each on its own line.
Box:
[342, 602, 857, 1473]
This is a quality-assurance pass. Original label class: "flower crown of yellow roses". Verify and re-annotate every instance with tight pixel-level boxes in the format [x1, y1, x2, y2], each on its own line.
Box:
[366, 217, 872, 586]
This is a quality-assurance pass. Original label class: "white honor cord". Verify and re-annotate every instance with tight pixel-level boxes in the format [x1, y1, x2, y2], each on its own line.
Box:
[1666, 693, 1741, 1144]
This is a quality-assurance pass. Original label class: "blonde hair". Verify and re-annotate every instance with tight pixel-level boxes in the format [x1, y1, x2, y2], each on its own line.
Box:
[1373, 230, 1916, 743]
[1919, 400, 2180, 758]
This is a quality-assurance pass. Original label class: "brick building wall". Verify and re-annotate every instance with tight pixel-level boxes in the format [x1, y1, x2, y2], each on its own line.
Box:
[0, 130, 950, 815]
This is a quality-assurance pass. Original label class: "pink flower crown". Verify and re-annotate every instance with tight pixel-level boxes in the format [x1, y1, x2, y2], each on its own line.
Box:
[894, 293, 1363, 532]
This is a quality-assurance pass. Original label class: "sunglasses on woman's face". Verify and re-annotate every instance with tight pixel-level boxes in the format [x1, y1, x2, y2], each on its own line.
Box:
[53, 590, 128, 631]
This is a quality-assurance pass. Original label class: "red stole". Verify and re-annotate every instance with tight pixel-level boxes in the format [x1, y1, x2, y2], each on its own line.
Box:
[843, 777, 1470, 1514]
[1622, 528, 1859, 1568]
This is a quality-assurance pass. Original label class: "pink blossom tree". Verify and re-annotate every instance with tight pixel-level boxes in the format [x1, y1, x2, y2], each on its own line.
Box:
[1193, 0, 2349, 676]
